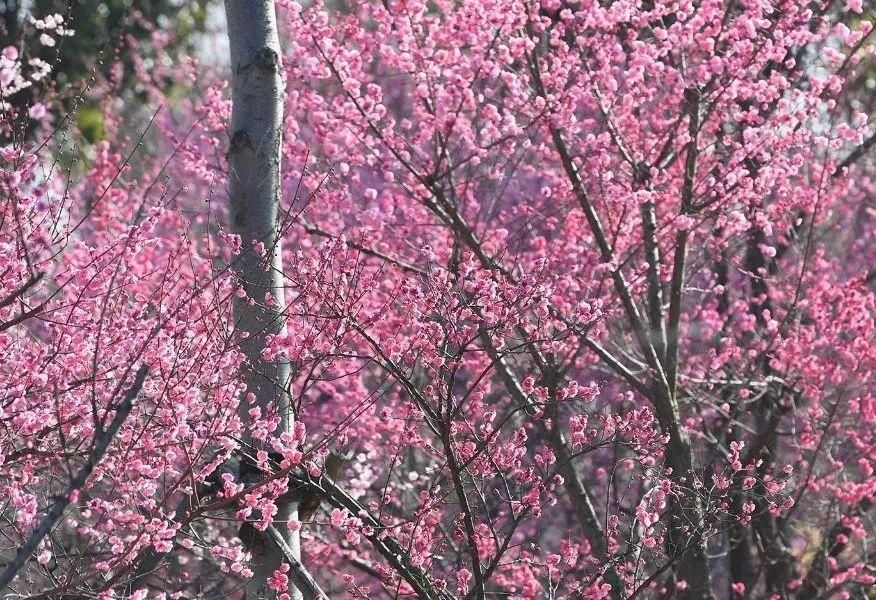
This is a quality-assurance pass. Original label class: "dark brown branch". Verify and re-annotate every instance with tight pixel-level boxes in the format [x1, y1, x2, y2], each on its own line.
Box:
[526, 52, 667, 387]
[441, 426, 487, 600]
[797, 499, 873, 596]
[300, 221, 426, 276]
[0, 271, 43, 310]
[480, 334, 624, 597]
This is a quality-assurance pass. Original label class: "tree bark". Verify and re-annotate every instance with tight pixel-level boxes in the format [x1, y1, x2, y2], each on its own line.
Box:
[224, 2, 300, 598]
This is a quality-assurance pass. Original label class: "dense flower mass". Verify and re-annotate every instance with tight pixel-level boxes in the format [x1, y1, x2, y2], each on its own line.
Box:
[1, 1, 874, 598]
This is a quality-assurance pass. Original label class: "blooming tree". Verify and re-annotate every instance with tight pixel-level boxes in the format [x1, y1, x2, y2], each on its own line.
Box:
[1, 1, 874, 599]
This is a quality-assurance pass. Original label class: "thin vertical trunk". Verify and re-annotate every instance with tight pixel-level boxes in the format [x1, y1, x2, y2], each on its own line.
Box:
[224, 2, 300, 599]
[657, 87, 715, 600]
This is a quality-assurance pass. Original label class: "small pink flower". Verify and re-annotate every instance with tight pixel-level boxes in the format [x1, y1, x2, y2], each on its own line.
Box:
[330, 508, 345, 527]
[456, 568, 472, 593]
[676, 214, 695, 231]
[28, 103, 47, 120]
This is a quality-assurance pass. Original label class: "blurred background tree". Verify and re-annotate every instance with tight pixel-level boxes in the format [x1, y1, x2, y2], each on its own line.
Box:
[1, 0, 216, 143]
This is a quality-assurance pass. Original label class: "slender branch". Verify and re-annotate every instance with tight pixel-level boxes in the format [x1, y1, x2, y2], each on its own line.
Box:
[833, 131, 875, 176]
[550, 123, 665, 381]
[265, 526, 330, 600]
[300, 221, 426, 276]
[527, 53, 666, 387]
[665, 88, 701, 400]
[480, 334, 624, 597]
[640, 202, 667, 362]
[624, 528, 707, 600]
[0, 271, 43, 310]
[0, 365, 149, 590]
[441, 428, 487, 600]
[289, 472, 454, 600]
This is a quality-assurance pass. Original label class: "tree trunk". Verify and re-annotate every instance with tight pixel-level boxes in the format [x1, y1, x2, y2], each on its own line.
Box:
[659, 414, 715, 600]
[224, 2, 300, 599]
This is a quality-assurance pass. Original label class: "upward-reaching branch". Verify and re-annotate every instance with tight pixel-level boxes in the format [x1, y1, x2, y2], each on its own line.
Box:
[526, 53, 667, 389]
[665, 88, 702, 400]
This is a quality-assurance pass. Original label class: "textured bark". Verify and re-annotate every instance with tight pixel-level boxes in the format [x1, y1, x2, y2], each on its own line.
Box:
[224, 2, 300, 598]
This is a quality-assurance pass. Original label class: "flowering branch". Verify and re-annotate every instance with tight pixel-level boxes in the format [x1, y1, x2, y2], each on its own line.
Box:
[0, 365, 149, 590]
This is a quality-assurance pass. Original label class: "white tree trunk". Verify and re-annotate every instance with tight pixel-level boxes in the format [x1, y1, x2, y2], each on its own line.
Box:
[224, 2, 300, 599]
